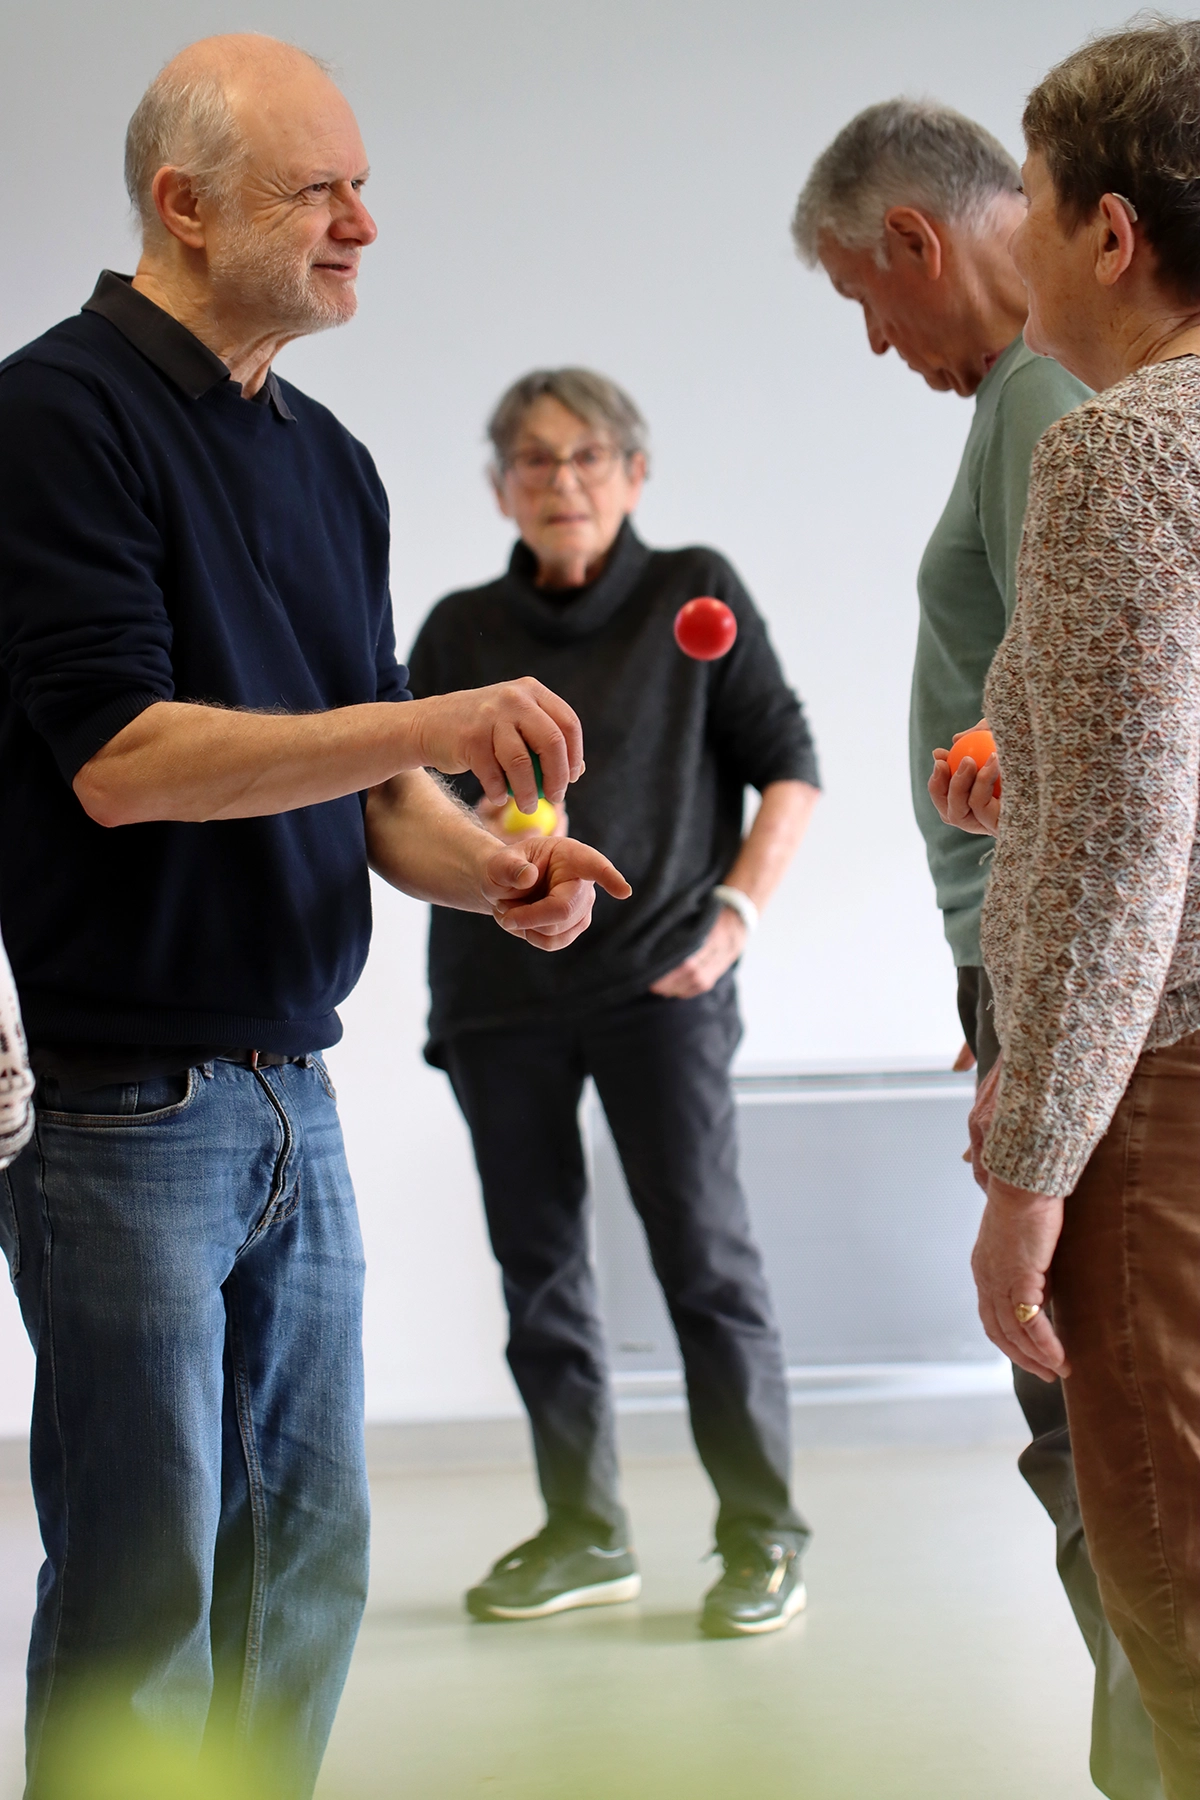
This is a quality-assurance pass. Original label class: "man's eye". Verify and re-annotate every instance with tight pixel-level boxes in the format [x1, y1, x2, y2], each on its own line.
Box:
[303, 183, 330, 197]
[574, 448, 604, 469]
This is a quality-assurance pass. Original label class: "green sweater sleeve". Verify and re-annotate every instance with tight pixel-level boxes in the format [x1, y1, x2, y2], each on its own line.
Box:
[975, 357, 1091, 624]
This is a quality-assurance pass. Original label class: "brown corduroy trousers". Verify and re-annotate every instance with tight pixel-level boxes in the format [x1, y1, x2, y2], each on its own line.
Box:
[1056, 1029, 1200, 1800]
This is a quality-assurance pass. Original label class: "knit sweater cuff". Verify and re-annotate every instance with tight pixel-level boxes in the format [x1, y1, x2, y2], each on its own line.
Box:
[52, 688, 167, 783]
[981, 1110, 1090, 1198]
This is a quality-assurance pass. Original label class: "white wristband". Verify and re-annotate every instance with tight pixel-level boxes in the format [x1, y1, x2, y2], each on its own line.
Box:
[712, 884, 759, 934]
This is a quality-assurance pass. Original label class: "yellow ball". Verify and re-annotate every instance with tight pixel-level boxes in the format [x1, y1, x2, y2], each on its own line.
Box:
[502, 797, 557, 836]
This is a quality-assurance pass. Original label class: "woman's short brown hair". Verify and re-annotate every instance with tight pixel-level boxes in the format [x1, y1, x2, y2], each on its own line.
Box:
[1024, 17, 1200, 301]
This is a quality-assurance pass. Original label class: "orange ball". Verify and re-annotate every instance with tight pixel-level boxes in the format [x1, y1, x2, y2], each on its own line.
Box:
[947, 728, 1001, 798]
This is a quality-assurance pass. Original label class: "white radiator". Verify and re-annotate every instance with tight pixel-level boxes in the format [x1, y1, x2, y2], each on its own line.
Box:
[585, 1068, 1007, 1410]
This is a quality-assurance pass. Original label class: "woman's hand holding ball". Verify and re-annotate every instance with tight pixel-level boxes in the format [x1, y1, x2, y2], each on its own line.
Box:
[929, 722, 1002, 836]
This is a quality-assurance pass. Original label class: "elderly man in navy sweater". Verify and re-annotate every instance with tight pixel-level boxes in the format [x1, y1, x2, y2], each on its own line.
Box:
[0, 35, 627, 1799]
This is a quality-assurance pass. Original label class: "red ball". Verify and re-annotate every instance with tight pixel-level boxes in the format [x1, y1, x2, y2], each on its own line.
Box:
[674, 597, 738, 661]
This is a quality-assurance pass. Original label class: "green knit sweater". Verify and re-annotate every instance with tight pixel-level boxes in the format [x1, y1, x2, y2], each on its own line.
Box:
[909, 335, 1090, 967]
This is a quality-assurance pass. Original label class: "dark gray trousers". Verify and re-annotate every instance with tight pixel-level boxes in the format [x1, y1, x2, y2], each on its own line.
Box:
[959, 965, 1163, 1800]
[441, 974, 809, 1558]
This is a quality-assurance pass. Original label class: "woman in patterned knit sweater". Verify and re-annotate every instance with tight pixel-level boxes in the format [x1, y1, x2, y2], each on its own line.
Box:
[931, 21, 1200, 1793]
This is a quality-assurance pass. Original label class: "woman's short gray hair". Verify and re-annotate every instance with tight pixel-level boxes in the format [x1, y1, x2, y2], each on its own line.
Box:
[124, 43, 331, 238]
[792, 98, 1021, 266]
[488, 368, 649, 470]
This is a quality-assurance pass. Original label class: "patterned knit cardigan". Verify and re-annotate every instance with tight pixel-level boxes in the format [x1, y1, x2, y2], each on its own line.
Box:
[982, 357, 1200, 1196]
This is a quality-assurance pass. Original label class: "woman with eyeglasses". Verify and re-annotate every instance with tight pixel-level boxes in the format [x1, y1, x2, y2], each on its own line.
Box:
[932, 21, 1200, 1791]
[406, 367, 820, 1637]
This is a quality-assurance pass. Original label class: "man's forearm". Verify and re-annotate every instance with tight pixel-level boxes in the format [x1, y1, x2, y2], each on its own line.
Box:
[364, 770, 496, 911]
[73, 676, 582, 827]
[73, 699, 437, 828]
[722, 780, 819, 911]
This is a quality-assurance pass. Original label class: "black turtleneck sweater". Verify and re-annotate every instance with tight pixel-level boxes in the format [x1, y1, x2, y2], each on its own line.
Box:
[407, 522, 819, 1048]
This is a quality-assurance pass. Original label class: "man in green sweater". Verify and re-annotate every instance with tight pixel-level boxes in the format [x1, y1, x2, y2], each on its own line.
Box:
[793, 100, 1160, 1800]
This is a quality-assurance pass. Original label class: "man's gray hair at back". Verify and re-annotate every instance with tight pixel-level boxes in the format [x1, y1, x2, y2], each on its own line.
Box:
[124, 40, 331, 239]
[792, 98, 1021, 267]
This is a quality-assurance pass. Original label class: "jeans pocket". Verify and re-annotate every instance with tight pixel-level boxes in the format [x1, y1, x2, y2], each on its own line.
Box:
[37, 1066, 200, 1127]
[312, 1056, 338, 1103]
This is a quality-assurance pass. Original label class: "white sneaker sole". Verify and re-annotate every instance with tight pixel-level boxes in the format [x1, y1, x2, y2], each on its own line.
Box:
[478, 1573, 642, 1621]
[705, 1580, 807, 1637]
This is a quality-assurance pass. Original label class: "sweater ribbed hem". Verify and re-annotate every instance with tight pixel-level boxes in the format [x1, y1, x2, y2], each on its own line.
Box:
[1142, 982, 1200, 1052]
[983, 981, 1200, 1194]
[942, 900, 983, 970]
[425, 927, 727, 1056]
[21, 994, 341, 1056]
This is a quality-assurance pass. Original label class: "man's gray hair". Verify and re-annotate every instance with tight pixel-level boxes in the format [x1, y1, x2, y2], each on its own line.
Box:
[124, 41, 331, 238]
[791, 98, 1021, 266]
[488, 368, 649, 469]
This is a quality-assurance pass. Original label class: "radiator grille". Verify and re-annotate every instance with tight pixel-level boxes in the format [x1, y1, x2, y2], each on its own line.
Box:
[586, 1068, 1002, 1398]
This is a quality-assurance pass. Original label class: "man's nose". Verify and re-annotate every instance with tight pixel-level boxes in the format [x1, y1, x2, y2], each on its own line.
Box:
[866, 315, 890, 357]
[332, 189, 378, 247]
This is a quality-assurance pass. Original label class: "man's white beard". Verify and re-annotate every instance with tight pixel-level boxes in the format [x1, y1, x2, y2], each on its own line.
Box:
[209, 217, 357, 339]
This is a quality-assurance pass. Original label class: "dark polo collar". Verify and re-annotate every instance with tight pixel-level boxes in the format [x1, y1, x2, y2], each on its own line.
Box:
[82, 270, 296, 421]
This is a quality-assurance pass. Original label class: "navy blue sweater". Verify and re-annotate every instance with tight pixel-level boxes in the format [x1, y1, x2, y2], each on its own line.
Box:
[0, 276, 408, 1053]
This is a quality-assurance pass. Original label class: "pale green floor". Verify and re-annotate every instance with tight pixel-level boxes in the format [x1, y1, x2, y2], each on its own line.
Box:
[0, 1438, 1098, 1799]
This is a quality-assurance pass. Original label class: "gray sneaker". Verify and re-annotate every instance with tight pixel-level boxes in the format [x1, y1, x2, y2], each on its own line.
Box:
[466, 1526, 641, 1621]
[700, 1540, 806, 1637]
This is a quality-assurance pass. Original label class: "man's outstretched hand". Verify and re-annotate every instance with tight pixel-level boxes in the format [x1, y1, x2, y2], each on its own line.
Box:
[482, 836, 631, 951]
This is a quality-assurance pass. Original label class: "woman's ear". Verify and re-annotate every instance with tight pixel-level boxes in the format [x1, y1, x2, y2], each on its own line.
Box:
[623, 451, 648, 511]
[489, 466, 514, 521]
[1094, 193, 1138, 289]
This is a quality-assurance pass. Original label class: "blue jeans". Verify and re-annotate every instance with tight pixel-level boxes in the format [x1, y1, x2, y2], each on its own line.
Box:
[0, 1058, 369, 1799]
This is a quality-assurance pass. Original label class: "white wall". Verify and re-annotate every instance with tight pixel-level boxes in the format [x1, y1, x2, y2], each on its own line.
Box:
[0, 0, 1153, 1429]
